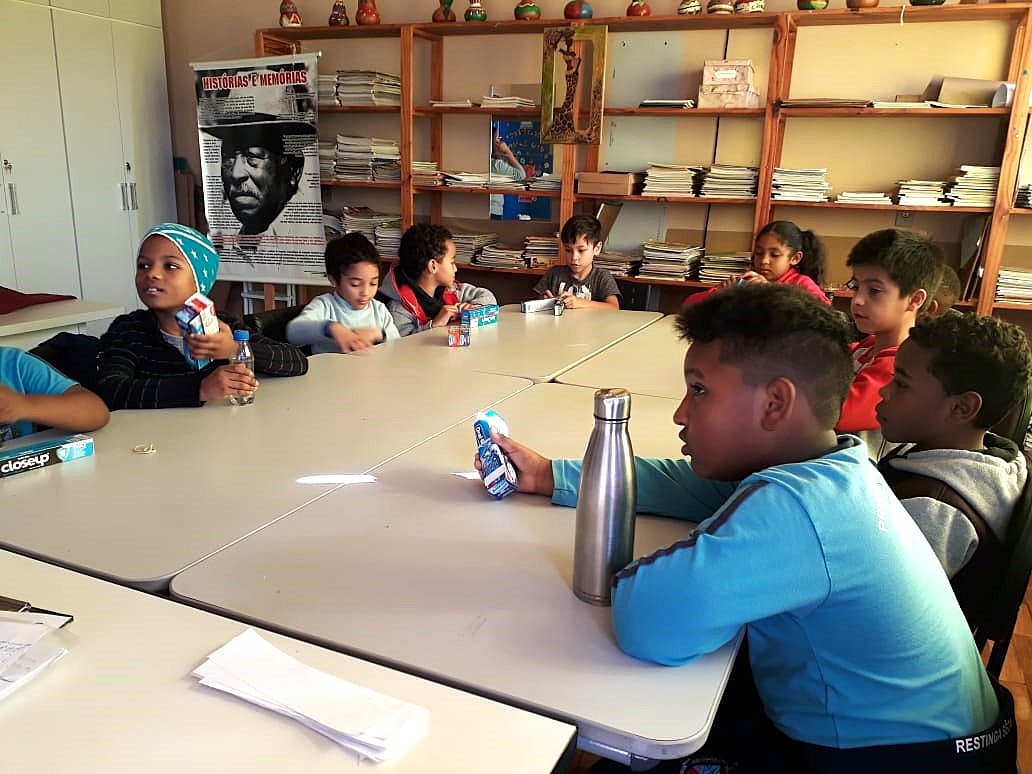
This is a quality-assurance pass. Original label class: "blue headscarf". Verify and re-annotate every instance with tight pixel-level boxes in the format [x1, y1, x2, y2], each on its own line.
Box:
[140, 223, 220, 296]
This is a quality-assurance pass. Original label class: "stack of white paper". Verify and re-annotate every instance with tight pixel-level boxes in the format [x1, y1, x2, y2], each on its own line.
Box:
[0, 613, 69, 701]
[194, 629, 428, 762]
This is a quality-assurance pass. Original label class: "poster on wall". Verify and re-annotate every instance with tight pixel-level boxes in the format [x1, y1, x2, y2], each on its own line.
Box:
[192, 53, 326, 284]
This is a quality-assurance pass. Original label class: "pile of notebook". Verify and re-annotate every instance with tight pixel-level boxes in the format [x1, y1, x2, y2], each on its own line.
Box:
[695, 251, 752, 284]
[836, 191, 893, 205]
[475, 243, 527, 269]
[334, 70, 401, 107]
[772, 167, 831, 202]
[412, 161, 442, 187]
[697, 165, 759, 198]
[480, 95, 536, 109]
[945, 165, 1000, 207]
[193, 629, 428, 762]
[527, 173, 562, 192]
[340, 206, 401, 243]
[638, 240, 704, 281]
[318, 141, 336, 180]
[995, 268, 1032, 305]
[451, 230, 499, 263]
[1015, 184, 1032, 209]
[442, 171, 491, 188]
[595, 250, 640, 278]
[374, 223, 402, 260]
[524, 234, 560, 267]
[334, 135, 401, 183]
[643, 163, 701, 197]
[895, 179, 948, 207]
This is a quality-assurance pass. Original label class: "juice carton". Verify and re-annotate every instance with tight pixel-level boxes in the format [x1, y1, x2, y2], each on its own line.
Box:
[473, 410, 518, 499]
[174, 292, 220, 368]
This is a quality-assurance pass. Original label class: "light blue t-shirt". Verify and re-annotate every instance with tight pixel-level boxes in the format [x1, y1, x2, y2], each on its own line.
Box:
[0, 346, 76, 441]
[553, 437, 997, 749]
[286, 292, 399, 355]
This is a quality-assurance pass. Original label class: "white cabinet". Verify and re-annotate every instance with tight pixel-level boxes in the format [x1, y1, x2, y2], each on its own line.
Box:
[0, 0, 80, 298]
[50, 0, 109, 13]
[109, 0, 161, 27]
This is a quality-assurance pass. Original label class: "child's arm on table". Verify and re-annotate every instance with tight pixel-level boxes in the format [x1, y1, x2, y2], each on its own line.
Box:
[0, 383, 108, 433]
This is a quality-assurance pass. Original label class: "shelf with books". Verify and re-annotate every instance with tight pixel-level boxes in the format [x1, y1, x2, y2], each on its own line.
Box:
[575, 194, 757, 205]
[777, 107, 1008, 117]
[321, 105, 400, 114]
[603, 108, 765, 118]
[321, 181, 401, 190]
[771, 201, 995, 214]
[412, 106, 541, 118]
[415, 185, 562, 198]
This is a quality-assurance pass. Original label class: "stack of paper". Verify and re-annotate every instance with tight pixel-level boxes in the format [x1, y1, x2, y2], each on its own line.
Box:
[334, 135, 401, 183]
[696, 251, 752, 283]
[1015, 184, 1032, 209]
[895, 179, 948, 207]
[595, 250, 640, 278]
[480, 95, 536, 109]
[451, 229, 498, 263]
[772, 167, 831, 202]
[429, 99, 473, 108]
[323, 211, 344, 240]
[318, 141, 336, 181]
[524, 234, 560, 267]
[836, 191, 893, 205]
[374, 222, 401, 260]
[335, 70, 401, 107]
[527, 173, 562, 192]
[475, 243, 527, 269]
[639, 99, 695, 108]
[340, 206, 401, 243]
[995, 268, 1032, 304]
[442, 171, 491, 188]
[317, 75, 339, 107]
[638, 240, 704, 280]
[945, 165, 1000, 207]
[412, 161, 442, 187]
[194, 629, 428, 762]
[0, 611, 70, 702]
[779, 98, 871, 108]
[698, 165, 758, 198]
[643, 163, 702, 197]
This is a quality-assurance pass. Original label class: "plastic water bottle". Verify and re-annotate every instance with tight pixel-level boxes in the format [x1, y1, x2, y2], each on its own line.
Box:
[229, 329, 255, 406]
[573, 388, 636, 606]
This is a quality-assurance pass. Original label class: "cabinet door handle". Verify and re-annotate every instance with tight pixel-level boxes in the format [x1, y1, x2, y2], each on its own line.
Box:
[120, 182, 129, 211]
[129, 182, 138, 211]
[7, 183, 18, 215]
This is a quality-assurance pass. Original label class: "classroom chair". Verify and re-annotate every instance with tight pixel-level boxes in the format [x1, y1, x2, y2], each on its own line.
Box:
[973, 451, 1032, 679]
[991, 379, 1032, 449]
[28, 333, 100, 389]
[243, 304, 309, 355]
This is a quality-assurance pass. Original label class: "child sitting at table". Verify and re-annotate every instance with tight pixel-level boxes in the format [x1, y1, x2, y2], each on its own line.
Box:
[683, 220, 830, 307]
[0, 346, 108, 442]
[477, 283, 1009, 773]
[380, 223, 497, 337]
[836, 228, 942, 437]
[95, 224, 308, 410]
[876, 311, 1031, 624]
[533, 214, 620, 309]
[286, 232, 399, 354]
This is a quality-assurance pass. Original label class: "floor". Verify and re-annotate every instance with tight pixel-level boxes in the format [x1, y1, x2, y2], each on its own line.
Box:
[568, 583, 1032, 773]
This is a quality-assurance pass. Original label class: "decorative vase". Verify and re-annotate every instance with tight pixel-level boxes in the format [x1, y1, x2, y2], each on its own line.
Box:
[564, 1, 594, 18]
[707, 0, 734, 12]
[355, 0, 381, 24]
[678, 0, 702, 12]
[279, 0, 302, 26]
[796, 0, 828, 7]
[846, 0, 878, 7]
[514, 1, 541, 19]
[328, 0, 350, 25]
[626, 0, 651, 15]
[432, 0, 457, 21]
[464, 0, 487, 21]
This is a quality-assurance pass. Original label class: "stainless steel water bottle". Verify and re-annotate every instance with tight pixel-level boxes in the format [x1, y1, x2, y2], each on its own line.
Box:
[573, 388, 636, 605]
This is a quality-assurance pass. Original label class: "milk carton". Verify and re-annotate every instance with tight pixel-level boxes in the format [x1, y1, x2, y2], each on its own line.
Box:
[473, 410, 518, 499]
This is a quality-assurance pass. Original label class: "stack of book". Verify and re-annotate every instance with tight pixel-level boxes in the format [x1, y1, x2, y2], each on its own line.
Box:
[475, 243, 527, 269]
[318, 141, 336, 180]
[945, 165, 1000, 207]
[895, 179, 948, 207]
[374, 222, 401, 260]
[695, 252, 752, 284]
[778, 98, 871, 108]
[334, 135, 401, 183]
[697, 165, 759, 198]
[323, 210, 344, 240]
[480, 95, 536, 109]
[451, 230, 498, 263]
[412, 161, 442, 187]
[340, 206, 401, 243]
[836, 191, 893, 205]
[595, 250, 640, 278]
[442, 171, 491, 188]
[772, 168, 831, 202]
[638, 240, 704, 281]
[317, 75, 339, 107]
[428, 99, 473, 108]
[524, 234, 560, 267]
[995, 268, 1032, 305]
[643, 163, 701, 197]
[527, 173, 562, 192]
[334, 70, 401, 107]
[1015, 184, 1032, 209]
[638, 99, 695, 108]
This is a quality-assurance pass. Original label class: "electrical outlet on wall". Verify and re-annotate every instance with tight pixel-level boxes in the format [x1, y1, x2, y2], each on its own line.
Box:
[895, 210, 914, 228]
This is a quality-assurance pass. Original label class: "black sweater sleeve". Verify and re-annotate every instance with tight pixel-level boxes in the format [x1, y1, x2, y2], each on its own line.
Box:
[230, 316, 309, 377]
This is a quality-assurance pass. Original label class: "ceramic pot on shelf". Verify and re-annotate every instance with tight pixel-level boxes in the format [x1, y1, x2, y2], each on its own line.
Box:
[464, 0, 488, 21]
[678, 0, 703, 12]
[796, 0, 829, 8]
[626, 0, 651, 14]
[846, 0, 878, 7]
[514, 0, 541, 19]
[564, 1, 594, 19]
[432, 0, 457, 21]
[279, 0, 302, 26]
[328, 0, 349, 25]
[355, 0, 381, 24]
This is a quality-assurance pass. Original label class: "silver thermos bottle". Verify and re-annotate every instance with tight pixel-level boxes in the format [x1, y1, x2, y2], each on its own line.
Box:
[573, 388, 637, 606]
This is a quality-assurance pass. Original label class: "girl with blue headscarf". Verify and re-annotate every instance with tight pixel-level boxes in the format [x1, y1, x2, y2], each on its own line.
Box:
[95, 224, 307, 410]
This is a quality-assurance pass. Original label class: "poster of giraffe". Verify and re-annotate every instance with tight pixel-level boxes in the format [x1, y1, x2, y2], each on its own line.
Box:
[540, 25, 607, 145]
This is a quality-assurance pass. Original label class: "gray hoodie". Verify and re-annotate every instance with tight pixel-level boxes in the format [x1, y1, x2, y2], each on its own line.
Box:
[883, 433, 1026, 577]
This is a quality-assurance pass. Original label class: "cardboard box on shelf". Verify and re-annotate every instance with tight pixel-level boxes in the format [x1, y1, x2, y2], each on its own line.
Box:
[703, 59, 755, 88]
[576, 172, 645, 197]
[698, 84, 760, 109]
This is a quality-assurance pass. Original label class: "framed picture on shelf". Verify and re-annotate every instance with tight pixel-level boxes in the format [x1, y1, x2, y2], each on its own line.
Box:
[541, 25, 607, 145]
[489, 119, 553, 221]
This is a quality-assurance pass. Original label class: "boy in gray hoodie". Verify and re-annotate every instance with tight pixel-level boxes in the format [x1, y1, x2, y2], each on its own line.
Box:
[875, 310, 1032, 623]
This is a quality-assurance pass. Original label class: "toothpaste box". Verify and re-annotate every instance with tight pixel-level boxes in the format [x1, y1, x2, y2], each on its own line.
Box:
[473, 410, 518, 499]
[175, 292, 220, 369]
[461, 304, 499, 328]
[0, 433, 95, 479]
[520, 298, 558, 314]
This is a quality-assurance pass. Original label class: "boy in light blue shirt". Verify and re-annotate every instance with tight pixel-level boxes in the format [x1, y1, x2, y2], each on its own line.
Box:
[287, 232, 399, 354]
[477, 283, 1009, 773]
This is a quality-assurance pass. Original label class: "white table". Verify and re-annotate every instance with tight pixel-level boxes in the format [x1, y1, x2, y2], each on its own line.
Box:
[172, 384, 740, 767]
[0, 550, 576, 773]
[363, 305, 663, 384]
[0, 355, 531, 591]
[0, 299, 123, 349]
[557, 316, 687, 400]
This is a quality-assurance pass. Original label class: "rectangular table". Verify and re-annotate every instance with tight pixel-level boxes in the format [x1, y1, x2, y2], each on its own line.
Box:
[0, 355, 531, 591]
[556, 315, 687, 400]
[0, 299, 123, 349]
[172, 383, 740, 767]
[0, 550, 576, 773]
[360, 305, 663, 384]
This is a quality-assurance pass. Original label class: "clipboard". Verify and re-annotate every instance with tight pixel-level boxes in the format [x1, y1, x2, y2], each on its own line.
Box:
[0, 594, 74, 626]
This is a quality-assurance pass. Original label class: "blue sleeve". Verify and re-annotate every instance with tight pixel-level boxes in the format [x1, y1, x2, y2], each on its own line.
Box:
[552, 456, 737, 520]
[612, 480, 831, 665]
[11, 350, 76, 394]
[286, 296, 334, 347]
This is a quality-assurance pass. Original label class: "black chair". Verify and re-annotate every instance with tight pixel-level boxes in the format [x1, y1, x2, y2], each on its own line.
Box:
[28, 333, 100, 389]
[991, 380, 1032, 449]
[243, 304, 312, 356]
[973, 450, 1032, 678]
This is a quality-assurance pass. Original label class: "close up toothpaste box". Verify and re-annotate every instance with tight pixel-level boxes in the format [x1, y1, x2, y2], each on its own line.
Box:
[0, 433, 95, 479]
[175, 292, 220, 369]
[473, 410, 518, 499]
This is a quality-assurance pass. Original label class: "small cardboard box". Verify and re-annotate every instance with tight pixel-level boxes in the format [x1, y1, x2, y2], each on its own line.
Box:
[703, 59, 755, 88]
[461, 304, 499, 328]
[922, 75, 1003, 107]
[0, 433, 95, 479]
[576, 172, 645, 196]
[698, 83, 760, 109]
